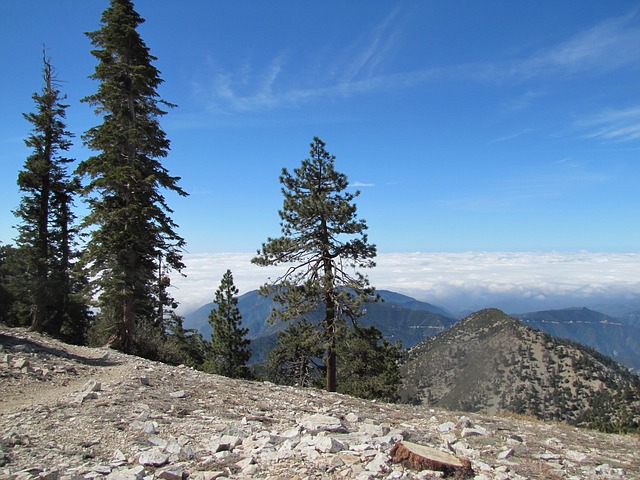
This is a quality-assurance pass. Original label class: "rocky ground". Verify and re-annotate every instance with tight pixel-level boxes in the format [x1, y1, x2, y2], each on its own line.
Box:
[1, 325, 638, 480]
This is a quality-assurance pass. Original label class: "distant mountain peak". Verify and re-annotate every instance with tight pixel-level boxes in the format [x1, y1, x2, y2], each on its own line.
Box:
[400, 308, 640, 432]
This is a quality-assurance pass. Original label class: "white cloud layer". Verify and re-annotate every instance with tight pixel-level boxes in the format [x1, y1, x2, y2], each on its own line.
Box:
[172, 251, 640, 316]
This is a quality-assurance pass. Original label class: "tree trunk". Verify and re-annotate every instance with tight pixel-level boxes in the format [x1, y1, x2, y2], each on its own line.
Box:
[326, 324, 336, 392]
[390, 441, 473, 476]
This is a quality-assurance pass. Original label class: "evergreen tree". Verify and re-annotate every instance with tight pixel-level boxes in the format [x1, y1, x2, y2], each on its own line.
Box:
[12, 52, 87, 339]
[77, 0, 187, 353]
[204, 270, 251, 379]
[253, 137, 377, 392]
[162, 312, 207, 368]
[266, 319, 324, 387]
[336, 323, 402, 402]
[0, 244, 16, 325]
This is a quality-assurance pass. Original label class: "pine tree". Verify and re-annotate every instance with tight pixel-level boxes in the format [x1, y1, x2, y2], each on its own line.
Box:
[266, 319, 324, 387]
[12, 51, 87, 339]
[0, 244, 16, 325]
[252, 137, 377, 391]
[77, 0, 187, 353]
[336, 323, 402, 402]
[204, 270, 251, 379]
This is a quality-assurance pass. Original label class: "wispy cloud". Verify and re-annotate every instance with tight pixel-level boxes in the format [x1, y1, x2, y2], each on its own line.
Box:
[191, 9, 640, 117]
[340, 6, 402, 83]
[505, 10, 640, 79]
[172, 251, 640, 315]
[351, 181, 375, 188]
[487, 128, 533, 145]
[576, 105, 640, 143]
[191, 7, 409, 115]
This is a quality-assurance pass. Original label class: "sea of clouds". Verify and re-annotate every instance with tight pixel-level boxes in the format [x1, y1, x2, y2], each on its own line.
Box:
[172, 251, 640, 316]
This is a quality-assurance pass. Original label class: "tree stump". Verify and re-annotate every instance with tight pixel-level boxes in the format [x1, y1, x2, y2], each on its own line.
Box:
[389, 440, 473, 477]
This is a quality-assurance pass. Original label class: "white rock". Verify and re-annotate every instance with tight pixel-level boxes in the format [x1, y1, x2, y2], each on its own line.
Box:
[169, 390, 186, 398]
[457, 416, 472, 428]
[314, 435, 345, 453]
[461, 427, 488, 437]
[156, 466, 183, 480]
[358, 422, 389, 437]
[364, 453, 389, 473]
[189, 472, 225, 480]
[106, 466, 146, 480]
[142, 421, 158, 434]
[147, 436, 167, 448]
[137, 448, 169, 466]
[83, 379, 102, 392]
[474, 460, 492, 472]
[91, 465, 112, 475]
[281, 426, 302, 438]
[112, 449, 127, 463]
[437, 422, 456, 432]
[565, 449, 588, 463]
[345, 412, 360, 423]
[235, 456, 255, 470]
[497, 448, 514, 460]
[594, 463, 624, 476]
[219, 434, 242, 449]
[298, 413, 345, 433]
[75, 391, 98, 404]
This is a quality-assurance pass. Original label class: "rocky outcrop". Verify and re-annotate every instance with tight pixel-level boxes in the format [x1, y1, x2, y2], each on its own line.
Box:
[1, 325, 638, 479]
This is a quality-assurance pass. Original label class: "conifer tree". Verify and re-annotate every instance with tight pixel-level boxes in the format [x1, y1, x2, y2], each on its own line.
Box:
[78, 0, 187, 353]
[205, 270, 251, 379]
[266, 319, 324, 387]
[253, 137, 377, 392]
[336, 323, 401, 402]
[12, 52, 87, 338]
[0, 244, 16, 325]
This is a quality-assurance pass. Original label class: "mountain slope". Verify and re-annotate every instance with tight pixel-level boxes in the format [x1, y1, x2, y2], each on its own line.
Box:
[514, 307, 640, 371]
[2, 324, 639, 479]
[399, 308, 640, 432]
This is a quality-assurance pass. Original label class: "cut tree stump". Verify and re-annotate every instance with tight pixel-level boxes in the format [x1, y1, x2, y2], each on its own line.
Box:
[390, 440, 474, 478]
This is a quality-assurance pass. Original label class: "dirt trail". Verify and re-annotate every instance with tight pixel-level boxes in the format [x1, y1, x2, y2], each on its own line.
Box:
[0, 326, 132, 414]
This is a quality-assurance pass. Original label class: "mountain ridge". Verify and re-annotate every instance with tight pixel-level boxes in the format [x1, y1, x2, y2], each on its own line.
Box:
[184, 290, 640, 371]
[399, 308, 640, 432]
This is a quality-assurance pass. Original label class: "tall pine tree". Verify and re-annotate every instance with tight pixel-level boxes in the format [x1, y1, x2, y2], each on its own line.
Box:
[12, 51, 86, 339]
[0, 244, 16, 326]
[252, 137, 377, 392]
[205, 270, 251, 379]
[78, 0, 187, 353]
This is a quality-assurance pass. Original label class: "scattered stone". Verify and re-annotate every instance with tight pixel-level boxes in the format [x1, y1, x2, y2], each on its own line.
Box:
[75, 390, 98, 404]
[437, 422, 455, 433]
[13, 358, 29, 369]
[566, 449, 588, 463]
[235, 456, 255, 470]
[83, 379, 102, 392]
[138, 448, 169, 467]
[142, 421, 159, 434]
[314, 435, 345, 453]
[169, 390, 186, 398]
[497, 448, 514, 460]
[106, 465, 146, 480]
[156, 466, 184, 480]
[1, 325, 639, 480]
[456, 416, 472, 428]
[112, 449, 127, 463]
[461, 426, 488, 437]
[298, 413, 346, 433]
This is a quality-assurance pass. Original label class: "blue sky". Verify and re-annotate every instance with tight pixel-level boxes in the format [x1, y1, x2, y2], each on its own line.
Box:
[1, 2, 640, 311]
